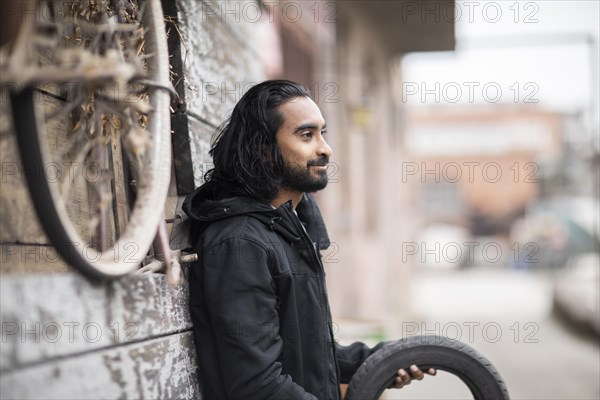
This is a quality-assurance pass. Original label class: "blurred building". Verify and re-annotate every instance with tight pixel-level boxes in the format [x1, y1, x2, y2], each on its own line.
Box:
[321, 1, 455, 327]
[403, 106, 563, 236]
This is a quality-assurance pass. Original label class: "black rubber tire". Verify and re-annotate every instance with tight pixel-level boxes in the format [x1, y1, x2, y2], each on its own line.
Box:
[345, 335, 510, 400]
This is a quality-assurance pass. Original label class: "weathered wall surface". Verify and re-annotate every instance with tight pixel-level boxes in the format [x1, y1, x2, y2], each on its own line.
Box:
[2, 333, 197, 399]
[0, 274, 198, 399]
[0, 95, 72, 275]
[176, 0, 266, 188]
[1, 0, 266, 398]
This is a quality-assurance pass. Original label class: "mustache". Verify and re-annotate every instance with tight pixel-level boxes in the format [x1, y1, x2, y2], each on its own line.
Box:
[307, 157, 329, 167]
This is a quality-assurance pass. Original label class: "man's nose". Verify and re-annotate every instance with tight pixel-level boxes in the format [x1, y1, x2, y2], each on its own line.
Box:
[317, 137, 333, 158]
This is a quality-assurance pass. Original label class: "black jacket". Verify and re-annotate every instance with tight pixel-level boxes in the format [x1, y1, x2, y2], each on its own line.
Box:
[183, 184, 382, 399]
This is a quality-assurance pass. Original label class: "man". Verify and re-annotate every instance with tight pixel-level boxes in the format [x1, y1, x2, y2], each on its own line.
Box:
[183, 80, 434, 399]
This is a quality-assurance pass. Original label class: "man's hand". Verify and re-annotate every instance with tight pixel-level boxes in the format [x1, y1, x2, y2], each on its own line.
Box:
[389, 365, 437, 389]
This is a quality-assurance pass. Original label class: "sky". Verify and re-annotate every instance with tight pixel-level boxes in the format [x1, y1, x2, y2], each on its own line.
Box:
[402, 1, 600, 116]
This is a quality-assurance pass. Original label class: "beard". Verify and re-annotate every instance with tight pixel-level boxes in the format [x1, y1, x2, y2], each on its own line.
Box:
[280, 157, 329, 193]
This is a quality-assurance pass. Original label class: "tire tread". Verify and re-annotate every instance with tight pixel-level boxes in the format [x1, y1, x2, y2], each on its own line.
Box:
[346, 335, 509, 400]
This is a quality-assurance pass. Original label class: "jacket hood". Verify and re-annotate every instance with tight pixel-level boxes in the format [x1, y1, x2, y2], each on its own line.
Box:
[182, 182, 331, 250]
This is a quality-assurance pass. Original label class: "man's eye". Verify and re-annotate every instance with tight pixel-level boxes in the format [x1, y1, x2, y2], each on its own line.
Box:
[301, 132, 312, 138]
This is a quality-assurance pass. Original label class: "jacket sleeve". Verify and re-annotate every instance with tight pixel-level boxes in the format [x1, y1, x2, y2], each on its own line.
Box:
[335, 341, 387, 384]
[198, 238, 318, 400]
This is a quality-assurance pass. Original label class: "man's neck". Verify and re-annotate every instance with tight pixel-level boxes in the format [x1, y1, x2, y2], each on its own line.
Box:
[270, 189, 303, 210]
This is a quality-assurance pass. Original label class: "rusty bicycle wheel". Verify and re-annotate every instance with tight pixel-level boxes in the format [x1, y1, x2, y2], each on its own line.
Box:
[5, 0, 172, 280]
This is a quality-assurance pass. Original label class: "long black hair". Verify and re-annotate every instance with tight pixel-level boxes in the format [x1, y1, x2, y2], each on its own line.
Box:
[203, 80, 311, 201]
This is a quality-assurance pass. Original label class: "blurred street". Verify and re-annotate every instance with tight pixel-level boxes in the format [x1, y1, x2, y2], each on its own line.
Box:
[337, 266, 600, 400]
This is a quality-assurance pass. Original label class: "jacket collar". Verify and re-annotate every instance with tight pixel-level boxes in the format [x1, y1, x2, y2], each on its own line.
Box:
[183, 184, 331, 250]
[294, 193, 331, 250]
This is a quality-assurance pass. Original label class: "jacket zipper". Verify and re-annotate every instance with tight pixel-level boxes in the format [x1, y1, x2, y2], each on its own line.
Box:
[284, 207, 341, 399]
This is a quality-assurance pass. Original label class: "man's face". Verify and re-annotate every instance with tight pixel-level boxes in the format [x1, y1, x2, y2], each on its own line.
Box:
[275, 97, 333, 193]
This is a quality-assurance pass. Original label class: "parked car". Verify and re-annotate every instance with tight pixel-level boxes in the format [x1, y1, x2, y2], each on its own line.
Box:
[553, 252, 600, 335]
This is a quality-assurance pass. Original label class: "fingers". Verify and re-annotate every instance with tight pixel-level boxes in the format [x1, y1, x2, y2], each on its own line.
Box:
[409, 365, 424, 380]
[399, 368, 412, 384]
[389, 368, 410, 388]
[390, 366, 437, 389]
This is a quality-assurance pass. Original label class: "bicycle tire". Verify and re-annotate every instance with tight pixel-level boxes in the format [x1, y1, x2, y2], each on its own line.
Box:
[9, 0, 171, 280]
[346, 335, 510, 400]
